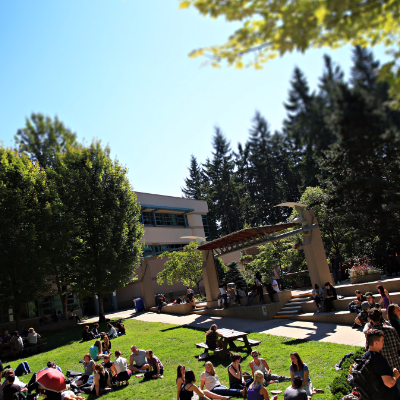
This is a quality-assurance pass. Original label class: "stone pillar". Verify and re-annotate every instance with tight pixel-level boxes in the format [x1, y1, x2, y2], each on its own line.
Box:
[302, 210, 333, 288]
[139, 258, 156, 309]
[202, 250, 220, 308]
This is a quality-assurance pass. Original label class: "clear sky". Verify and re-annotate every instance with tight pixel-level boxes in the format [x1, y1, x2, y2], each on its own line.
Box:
[0, 1, 389, 198]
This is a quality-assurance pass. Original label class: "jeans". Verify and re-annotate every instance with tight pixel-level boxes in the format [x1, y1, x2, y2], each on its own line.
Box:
[246, 293, 257, 306]
[332, 269, 340, 284]
[144, 368, 163, 380]
[264, 373, 291, 383]
[211, 385, 243, 397]
[314, 296, 323, 307]
[15, 361, 31, 376]
[230, 378, 253, 390]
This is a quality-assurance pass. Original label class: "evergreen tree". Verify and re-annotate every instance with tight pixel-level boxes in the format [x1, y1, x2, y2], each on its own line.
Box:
[215, 258, 227, 284]
[181, 155, 204, 199]
[224, 262, 247, 289]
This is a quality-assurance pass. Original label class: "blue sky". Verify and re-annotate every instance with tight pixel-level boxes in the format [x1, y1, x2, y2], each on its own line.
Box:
[0, 1, 389, 197]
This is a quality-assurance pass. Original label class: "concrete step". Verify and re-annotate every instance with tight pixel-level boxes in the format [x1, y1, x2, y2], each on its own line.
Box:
[282, 306, 302, 311]
[273, 315, 291, 319]
[290, 310, 355, 325]
[288, 297, 311, 302]
[277, 310, 300, 315]
[292, 293, 312, 298]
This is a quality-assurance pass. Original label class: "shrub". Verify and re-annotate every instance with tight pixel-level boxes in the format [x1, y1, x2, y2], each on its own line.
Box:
[330, 348, 364, 400]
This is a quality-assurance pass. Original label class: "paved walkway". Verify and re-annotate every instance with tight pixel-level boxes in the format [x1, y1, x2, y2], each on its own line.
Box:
[84, 307, 366, 347]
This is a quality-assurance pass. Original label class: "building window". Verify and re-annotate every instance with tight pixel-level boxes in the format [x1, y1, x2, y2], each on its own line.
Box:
[141, 212, 188, 227]
[143, 243, 188, 257]
[202, 215, 211, 241]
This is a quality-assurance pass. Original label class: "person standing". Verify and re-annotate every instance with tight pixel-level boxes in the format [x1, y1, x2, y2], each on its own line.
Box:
[273, 265, 283, 291]
[329, 253, 342, 285]
[361, 329, 400, 399]
[387, 244, 399, 277]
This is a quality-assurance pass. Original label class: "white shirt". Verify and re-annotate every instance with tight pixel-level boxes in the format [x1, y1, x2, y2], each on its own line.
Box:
[271, 280, 280, 292]
[219, 287, 226, 295]
[114, 356, 128, 374]
[200, 371, 221, 391]
[273, 267, 280, 279]
[28, 332, 40, 344]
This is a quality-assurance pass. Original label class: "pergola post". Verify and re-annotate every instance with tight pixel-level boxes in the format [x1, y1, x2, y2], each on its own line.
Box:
[139, 258, 156, 309]
[302, 210, 333, 288]
[202, 249, 220, 308]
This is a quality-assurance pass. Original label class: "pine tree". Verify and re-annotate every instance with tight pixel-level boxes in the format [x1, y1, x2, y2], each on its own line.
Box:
[181, 155, 205, 199]
[224, 262, 247, 289]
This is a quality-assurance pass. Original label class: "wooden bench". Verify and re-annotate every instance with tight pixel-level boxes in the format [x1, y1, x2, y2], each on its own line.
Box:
[26, 342, 47, 353]
[236, 338, 261, 346]
[195, 342, 223, 360]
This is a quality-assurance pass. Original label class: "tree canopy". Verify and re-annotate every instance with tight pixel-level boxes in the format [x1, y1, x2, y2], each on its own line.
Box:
[157, 241, 204, 294]
[179, 0, 400, 102]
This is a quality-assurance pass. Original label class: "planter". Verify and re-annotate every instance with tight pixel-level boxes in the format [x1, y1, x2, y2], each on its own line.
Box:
[350, 272, 381, 284]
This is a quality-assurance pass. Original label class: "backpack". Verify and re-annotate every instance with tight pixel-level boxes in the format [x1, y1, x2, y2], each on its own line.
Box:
[348, 357, 382, 400]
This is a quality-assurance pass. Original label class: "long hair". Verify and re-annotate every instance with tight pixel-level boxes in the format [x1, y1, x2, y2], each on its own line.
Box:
[103, 335, 110, 347]
[377, 285, 385, 296]
[176, 365, 185, 381]
[94, 364, 105, 375]
[146, 349, 154, 360]
[290, 352, 304, 372]
[184, 370, 196, 384]
[250, 370, 263, 390]
[205, 361, 216, 376]
[388, 304, 398, 321]
[28, 328, 35, 334]
[207, 324, 217, 334]
[94, 339, 102, 352]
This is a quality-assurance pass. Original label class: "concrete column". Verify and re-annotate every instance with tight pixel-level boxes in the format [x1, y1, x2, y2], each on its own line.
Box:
[139, 258, 156, 309]
[202, 250, 220, 307]
[112, 291, 118, 311]
[302, 210, 333, 288]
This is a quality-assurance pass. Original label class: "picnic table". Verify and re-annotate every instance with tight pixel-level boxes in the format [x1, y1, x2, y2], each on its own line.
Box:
[196, 328, 260, 359]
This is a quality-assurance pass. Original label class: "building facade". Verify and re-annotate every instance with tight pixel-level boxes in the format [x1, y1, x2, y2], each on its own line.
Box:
[115, 191, 210, 309]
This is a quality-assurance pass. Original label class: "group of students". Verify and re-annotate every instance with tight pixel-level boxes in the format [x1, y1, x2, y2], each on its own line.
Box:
[81, 321, 125, 342]
[177, 350, 323, 400]
[0, 328, 41, 356]
[218, 271, 282, 310]
[157, 289, 197, 313]
[69, 343, 164, 395]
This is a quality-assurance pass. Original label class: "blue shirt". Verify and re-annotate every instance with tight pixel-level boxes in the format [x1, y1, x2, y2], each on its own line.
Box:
[290, 363, 310, 382]
[89, 345, 99, 360]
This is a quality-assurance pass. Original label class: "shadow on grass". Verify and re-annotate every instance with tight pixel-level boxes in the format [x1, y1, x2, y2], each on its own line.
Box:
[160, 325, 207, 333]
[282, 338, 309, 345]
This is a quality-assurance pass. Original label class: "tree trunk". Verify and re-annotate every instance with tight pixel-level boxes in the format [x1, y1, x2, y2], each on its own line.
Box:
[98, 293, 104, 316]
[61, 292, 69, 318]
[196, 281, 201, 295]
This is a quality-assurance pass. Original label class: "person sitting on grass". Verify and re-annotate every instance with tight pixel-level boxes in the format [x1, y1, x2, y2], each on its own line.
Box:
[115, 322, 126, 336]
[26, 328, 41, 348]
[0, 369, 26, 399]
[75, 354, 95, 386]
[91, 323, 100, 339]
[82, 326, 94, 342]
[200, 361, 246, 398]
[102, 336, 112, 354]
[89, 340, 106, 362]
[128, 345, 149, 373]
[228, 353, 253, 391]
[248, 370, 278, 400]
[204, 324, 223, 355]
[107, 324, 117, 339]
[289, 352, 324, 398]
[113, 350, 131, 386]
[179, 370, 208, 400]
[177, 364, 229, 400]
[249, 350, 291, 384]
[101, 354, 116, 378]
[284, 376, 307, 400]
[2, 374, 26, 400]
[144, 350, 163, 380]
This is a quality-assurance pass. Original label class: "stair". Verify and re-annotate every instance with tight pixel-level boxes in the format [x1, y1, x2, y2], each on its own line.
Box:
[274, 293, 311, 319]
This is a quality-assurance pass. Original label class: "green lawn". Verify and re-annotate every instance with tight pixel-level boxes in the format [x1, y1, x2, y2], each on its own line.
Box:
[7, 318, 361, 400]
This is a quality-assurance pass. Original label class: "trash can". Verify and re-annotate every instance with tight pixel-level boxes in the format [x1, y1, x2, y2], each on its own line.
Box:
[134, 298, 144, 312]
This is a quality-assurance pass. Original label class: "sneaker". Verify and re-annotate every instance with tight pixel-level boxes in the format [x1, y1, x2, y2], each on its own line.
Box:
[316, 309, 320, 313]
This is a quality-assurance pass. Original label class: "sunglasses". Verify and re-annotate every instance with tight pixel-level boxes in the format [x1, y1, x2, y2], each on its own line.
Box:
[252, 354, 258, 357]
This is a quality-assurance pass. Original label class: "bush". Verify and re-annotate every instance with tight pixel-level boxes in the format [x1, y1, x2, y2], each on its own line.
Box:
[330, 348, 364, 400]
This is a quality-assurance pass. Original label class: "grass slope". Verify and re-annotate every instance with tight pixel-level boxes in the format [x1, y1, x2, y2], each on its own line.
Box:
[7, 318, 361, 400]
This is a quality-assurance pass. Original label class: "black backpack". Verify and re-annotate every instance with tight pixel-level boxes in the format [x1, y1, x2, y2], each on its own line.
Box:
[348, 357, 382, 400]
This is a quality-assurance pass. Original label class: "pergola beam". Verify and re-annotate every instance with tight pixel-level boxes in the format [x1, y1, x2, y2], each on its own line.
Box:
[212, 224, 318, 258]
